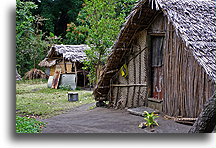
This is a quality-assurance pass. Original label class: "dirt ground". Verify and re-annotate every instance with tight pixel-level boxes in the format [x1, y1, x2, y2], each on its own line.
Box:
[41, 103, 192, 133]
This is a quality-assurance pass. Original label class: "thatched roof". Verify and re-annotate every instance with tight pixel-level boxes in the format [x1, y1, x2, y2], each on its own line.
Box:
[94, 0, 216, 98]
[39, 44, 89, 67]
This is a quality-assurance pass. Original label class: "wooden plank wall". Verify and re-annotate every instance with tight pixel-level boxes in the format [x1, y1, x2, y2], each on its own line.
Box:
[49, 61, 73, 76]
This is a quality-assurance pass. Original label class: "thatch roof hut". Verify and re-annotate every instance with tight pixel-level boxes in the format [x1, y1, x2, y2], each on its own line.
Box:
[93, 0, 216, 118]
[39, 44, 90, 89]
[39, 44, 89, 67]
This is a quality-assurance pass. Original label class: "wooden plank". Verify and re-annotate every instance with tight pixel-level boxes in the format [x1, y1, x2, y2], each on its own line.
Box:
[111, 83, 147, 87]
[66, 63, 72, 73]
[63, 58, 67, 73]
[50, 66, 55, 76]
[148, 33, 165, 36]
[74, 62, 77, 86]
[51, 68, 61, 89]
[132, 57, 136, 107]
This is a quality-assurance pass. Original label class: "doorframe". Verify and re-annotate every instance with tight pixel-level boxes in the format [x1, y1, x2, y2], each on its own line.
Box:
[146, 34, 165, 100]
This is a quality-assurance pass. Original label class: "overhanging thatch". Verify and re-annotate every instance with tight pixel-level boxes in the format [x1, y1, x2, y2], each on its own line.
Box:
[94, 0, 216, 98]
[39, 44, 89, 67]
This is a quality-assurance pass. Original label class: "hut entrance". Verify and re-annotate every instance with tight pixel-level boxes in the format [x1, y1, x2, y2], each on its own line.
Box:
[150, 36, 164, 100]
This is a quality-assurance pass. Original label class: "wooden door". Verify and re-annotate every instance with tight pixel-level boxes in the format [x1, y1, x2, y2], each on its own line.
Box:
[151, 36, 164, 100]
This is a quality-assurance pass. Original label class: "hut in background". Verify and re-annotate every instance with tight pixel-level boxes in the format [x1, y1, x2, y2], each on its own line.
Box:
[93, 0, 216, 118]
[39, 44, 90, 90]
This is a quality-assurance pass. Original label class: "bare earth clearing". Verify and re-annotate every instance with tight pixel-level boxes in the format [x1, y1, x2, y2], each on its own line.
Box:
[41, 103, 191, 133]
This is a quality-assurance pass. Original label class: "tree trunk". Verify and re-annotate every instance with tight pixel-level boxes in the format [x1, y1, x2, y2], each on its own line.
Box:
[188, 93, 216, 133]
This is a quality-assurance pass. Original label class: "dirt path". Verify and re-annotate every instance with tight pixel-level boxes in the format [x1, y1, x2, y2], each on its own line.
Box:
[41, 103, 191, 133]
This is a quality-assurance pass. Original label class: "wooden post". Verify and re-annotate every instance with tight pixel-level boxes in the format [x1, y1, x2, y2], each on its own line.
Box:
[83, 70, 86, 88]
[63, 58, 67, 73]
[74, 62, 77, 86]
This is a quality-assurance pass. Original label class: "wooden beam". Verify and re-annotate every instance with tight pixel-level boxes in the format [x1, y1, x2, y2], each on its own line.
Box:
[111, 83, 147, 87]
[105, 69, 119, 74]
[98, 86, 110, 89]
[47, 57, 63, 59]
[74, 62, 77, 86]
[148, 32, 165, 36]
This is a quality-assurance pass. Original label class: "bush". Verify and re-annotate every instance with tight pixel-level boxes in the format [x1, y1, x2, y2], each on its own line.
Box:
[16, 116, 46, 133]
[59, 84, 72, 90]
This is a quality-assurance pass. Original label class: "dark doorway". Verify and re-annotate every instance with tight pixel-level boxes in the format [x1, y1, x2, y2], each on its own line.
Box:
[150, 36, 164, 100]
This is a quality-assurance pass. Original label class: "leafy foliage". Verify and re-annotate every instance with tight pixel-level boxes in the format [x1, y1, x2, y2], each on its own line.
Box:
[63, 22, 88, 45]
[33, 0, 84, 36]
[59, 84, 72, 90]
[16, 116, 45, 133]
[139, 111, 159, 128]
[77, 0, 117, 83]
[16, 0, 137, 81]
[76, 0, 137, 84]
[46, 32, 63, 46]
[16, 0, 37, 39]
[16, 0, 48, 76]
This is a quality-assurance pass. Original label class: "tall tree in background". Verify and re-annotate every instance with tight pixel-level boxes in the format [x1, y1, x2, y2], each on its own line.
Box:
[32, 0, 83, 36]
[80, 0, 137, 84]
[16, 0, 137, 78]
[16, 0, 48, 76]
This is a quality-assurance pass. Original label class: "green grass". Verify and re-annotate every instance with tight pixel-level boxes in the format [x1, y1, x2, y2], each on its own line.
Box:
[16, 116, 46, 133]
[16, 80, 95, 119]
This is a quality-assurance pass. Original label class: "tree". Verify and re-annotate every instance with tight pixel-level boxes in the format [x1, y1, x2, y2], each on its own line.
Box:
[188, 93, 216, 133]
[16, 0, 48, 76]
[31, 0, 83, 36]
[63, 22, 88, 45]
[80, 0, 137, 84]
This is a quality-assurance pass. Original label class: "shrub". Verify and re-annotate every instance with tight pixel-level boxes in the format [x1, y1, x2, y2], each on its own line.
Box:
[59, 84, 72, 90]
[16, 116, 46, 133]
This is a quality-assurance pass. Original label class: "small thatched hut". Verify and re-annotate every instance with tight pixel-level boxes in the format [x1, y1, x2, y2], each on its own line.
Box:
[39, 44, 90, 89]
[94, 0, 216, 118]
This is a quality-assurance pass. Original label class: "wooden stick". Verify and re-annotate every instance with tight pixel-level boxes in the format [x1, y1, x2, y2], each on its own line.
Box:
[74, 62, 77, 86]
[111, 83, 147, 87]
[63, 58, 67, 73]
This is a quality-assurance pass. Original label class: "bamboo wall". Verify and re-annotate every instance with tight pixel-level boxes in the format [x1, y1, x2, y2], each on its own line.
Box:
[109, 30, 148, 109]
[162, 20, 215, 118]
[149, 14, 215, 117]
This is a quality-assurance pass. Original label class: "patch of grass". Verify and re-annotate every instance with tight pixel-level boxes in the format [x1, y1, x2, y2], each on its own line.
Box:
[16, 79, 47, 84]
[16, 116, 46, 133]
[16, 80, 95, 119]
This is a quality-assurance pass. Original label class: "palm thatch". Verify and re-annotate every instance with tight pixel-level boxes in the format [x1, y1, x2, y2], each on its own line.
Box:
[38, 44, 89, 67]
[94, 0, 216, 98]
